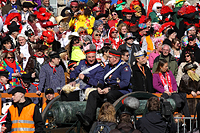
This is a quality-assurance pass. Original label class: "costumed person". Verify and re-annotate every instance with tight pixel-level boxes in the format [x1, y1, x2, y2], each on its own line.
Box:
[38, 0, 54, 15]
[0, 86, 44, 132]
[42, 21, 58, 40]
[131, 5, 143, 25]
[108, 10, 121, 28]
[179, 63, 200, 115]
[160, 5, 175, 24]
[61, 0, 79, 20]
[93, 20, 104, 35]
[20, 1, 31, 26]
[0, 50, 25, 88]
[25, 43, 49, 82]
[92, 30, 104, 50]
[61, 49, 104, 101]
[149, 2, 162, 23]
[99, 0, 111, 17]
[82, 35, 96, 51]
[0, 36, 13, 62]
[3, 12, 22, 34]
[115, 0, 126, 19]
[108, 27, 123, 50]
[1, 0, 21, 16]
[158, 21, 176, 36]
[130, 0, 146, 16]
[25, 29, 37, 52]
[117, 23, 128, 40]
[69, 4, 95, 35]
[92, 6, 101, 18]
[95, 13, 110, 37]
[77, 27, 88, 43]
[163, 29, 177, 47]
[38, 51, 65, 92]
[147, 0, 161, 17]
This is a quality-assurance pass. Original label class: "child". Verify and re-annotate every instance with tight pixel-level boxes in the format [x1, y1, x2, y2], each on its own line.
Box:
[174, 113, 187, 133]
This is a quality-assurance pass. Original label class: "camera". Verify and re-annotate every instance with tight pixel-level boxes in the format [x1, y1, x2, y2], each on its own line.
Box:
[160, 97, 173, 121]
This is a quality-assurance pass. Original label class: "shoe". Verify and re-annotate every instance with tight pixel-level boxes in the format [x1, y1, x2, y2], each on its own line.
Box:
[76, 111, 90, 126]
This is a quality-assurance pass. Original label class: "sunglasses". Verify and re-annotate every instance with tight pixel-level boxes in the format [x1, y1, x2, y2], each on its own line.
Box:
[7, 57, 14, 59]
[157, 7, 162, 9]
[112, 31, 118, 34]
[185, 55, 190, 57]
[101, 19, 106, 20]
[71, 6, 78, 8]
[112, 13, 117, 16]
[96, 10, 100, 12]
[95, 34, 101, 36]
[80, 31, 86, 34]
[125, 54, 130, 57]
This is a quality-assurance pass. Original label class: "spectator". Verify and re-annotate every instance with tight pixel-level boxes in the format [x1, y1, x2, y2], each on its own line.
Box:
[20, 2, 31, 26]
[131, 50, 154, 92]
[108, 27, 123, 50]
[93, 20, 104, 34]
[58, 47, 68, 72]
[92, 6, 101, 18]
[152, 44, 178, 78]
[117, 23, 128, 40]
[39, 0, 54, 14]
[42, 88, 55, 112]
[174, 113, 187, 133]
[176, 51, 200, 87]
[108, 10, 120, 28]
[170, 38, 182, 63]
[61, 0, 79, 19]
[0, 36, 13, 62]
[92, 30, 104, 50]
[82, 35, 96, 51]
[149, 2, 162, 23]
[96, 46, 110, 66]
[0, 71, 12, 93]
[2, 0, 21, 16]
[121, 49, 129, 64]
[163, 29, 177, 47]
[77, 27, 88, 43]
[38, 51, 65, 92]
[99, 0, 111, 15]
[89, 102, 117, 133]
[25, 29, 37, 52]
[95, 13, 110, 36]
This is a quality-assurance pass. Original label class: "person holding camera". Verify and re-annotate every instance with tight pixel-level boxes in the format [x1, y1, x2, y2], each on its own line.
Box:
[137, 97, 176, 133]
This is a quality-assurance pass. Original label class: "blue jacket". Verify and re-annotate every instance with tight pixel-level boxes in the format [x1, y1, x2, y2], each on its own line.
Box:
[70, 60, 104, 90]
[97, 60, 132, 94]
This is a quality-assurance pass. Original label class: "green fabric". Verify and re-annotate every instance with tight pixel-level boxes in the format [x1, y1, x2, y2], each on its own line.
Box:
[71, 46, 85, 63]
[172, 7, 182, 29]
[175, 1, 184, 7]
[152, 55, 178, 78]
[149, 11, 160, 23]
[116, 2, 126, 11]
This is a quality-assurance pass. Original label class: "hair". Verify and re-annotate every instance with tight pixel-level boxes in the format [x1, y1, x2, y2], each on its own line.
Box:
[4, 52, 15, 59]
[79, 4, 91, 17]
[117, 23, 129, 34]
[102, 46, 110, 55]
[28, 14, 37, 23]
[186, 25, 196, 35]
[147, 97, 160, 111]
[119, 113, 131, 124]
[174, 113, 184, 124]
[49, 51, 57, 61]
[59, 22, 69, 31]
[59, 52, 68, 60]
[97, 102, 116, 123]
[93, 30, 101, 35]
[77, 27, 88, 35]
[172, 38, 180, 45]
[183, 51, 195, 63]
[155, 59, 168, 73]
[162, 44, 171, 52]
[2, 40, 12, 50]
[121, 49, 129, 55]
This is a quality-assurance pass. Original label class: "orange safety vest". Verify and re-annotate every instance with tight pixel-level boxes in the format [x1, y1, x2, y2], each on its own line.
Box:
[42, 102, 47, 112]
[9, 103, 36, 133]
[146, 35, 154, 59]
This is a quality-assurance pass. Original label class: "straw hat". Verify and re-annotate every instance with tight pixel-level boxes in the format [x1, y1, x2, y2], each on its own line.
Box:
[56, 16, 69, 24]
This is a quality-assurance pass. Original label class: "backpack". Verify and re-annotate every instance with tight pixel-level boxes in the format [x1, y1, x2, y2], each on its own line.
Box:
[93, 121, 114, 133]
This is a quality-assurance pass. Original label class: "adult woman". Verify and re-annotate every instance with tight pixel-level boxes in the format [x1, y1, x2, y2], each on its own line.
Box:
[108, 27, 123, 50]
[108, 10, 121, 28]
[117, 23, 128, 40]
[148, 39, 163, 69]
[69, 4, 95, 35]
[92, 30, 104, 50]
[58, 47, 68, 72]
[153, 59, 177, 95]
[170, 38, 182, 63]
[99, 0, 111, 16]
[176, 51, 200, 86]
[163, 29, 177, 47]
[149, 2, 162, 23]
[89, 102, 117, 133]
[77, 27, 88, 43]
[179, 63, 200, 114]
[0, 51, 25, 88]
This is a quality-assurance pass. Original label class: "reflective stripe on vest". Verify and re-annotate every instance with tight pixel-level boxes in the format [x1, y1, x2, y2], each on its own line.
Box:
[146, 35, 154, 59]
[11, 128, 35, 131]
[9, 103, 36, 133]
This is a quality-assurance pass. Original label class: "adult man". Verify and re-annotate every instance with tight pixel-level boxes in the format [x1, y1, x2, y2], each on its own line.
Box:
[25, 43, 49, 82]
[0, 71, 11, 93]
[2, 0, 21, 16]
[61, 49, 104, 101]
[39, 51, 65, 92]
[38, 0, 54, 14]
[1, 86, 44, 132]
[25, 29, 37, 51]
[121, 49, 130, 63]
[137, 97, 176, 133]
[152, 44, 178, 77]
[42, 88, 55, 112]
[131, 50, 154, 92]
[76, 50, 131, 126]
[118, 33, 140, 66]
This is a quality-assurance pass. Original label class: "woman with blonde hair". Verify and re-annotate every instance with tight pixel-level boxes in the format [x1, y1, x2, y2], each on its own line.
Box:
[117, 23, 128, 40]
[89, 102, 117, 133]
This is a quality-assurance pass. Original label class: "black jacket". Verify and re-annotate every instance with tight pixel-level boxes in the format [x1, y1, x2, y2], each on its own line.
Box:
[131, 64, 155, 93]
[5, 97, 44, 133]
[117, 43, 140, 67]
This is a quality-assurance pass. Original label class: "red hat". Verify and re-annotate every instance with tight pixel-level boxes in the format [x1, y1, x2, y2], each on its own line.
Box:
[122, 8, 137, 15]
[40, 30, 55, 44]
[160, 6, 173, 15]
[4, 13, 21, 25]
[70, 1, 79, 6]
[139, 15, 146, 24]
[92, 6, 100, 12]
[159, 22, 175, 33]
[42, 21, 57, 28]
[130, 0, 140, 10]
[34, 7, 51, 21]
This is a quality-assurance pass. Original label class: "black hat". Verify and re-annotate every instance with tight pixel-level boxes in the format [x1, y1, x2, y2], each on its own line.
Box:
[23, 1, 33, 7]
[95, 13, 108, 20]
[45, 88, 54, 95]
[1, 35, 11, 44]
[21, 73, 31, 83]
[8, 21, 20, 34]
[109, 50, 121, 57]
[166, 29, 176, 37]
[58, 47, 67, 54]
[25, 29, 35, 37]
[183, 62, 198, 73]
[68, 60, 78, 69]
[0, 71, 9, 78]
[8, 86, 26, 95]
[188, 35, 196, 41]
[49, 51, 60, 58]
[34, 43, 48, 51]
[85, 49, 96, 54]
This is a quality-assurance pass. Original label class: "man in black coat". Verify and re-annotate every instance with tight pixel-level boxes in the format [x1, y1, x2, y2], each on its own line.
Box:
[117, 33, 140, 67]
[131, 50, 155, 93]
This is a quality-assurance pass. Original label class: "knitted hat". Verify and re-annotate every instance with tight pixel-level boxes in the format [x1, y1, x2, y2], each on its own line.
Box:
[85, 49, 96, 54]
[83, 35, 92, 42]
[93, 20, 103, 30]
[68, 60, 78, 69]
[104, 38, 111, 45]
[109, 50, 121, 57]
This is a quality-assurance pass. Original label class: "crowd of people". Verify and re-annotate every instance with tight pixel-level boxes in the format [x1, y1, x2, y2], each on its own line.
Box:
[0, 0, 200, 132]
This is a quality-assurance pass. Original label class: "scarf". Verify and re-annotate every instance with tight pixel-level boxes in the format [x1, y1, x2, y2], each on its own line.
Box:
[159, 72, 173, 93]
[92, 39, 104, 50]
[4, 59, 17, 73]
[137, 63, 146, 77]
[31, 83, 39, 91]
[187, 70, 200, 82]
[21, 81, 29, 93]
[28, 20, 38, 36]
[34, 54, 45, 58]
[0, 82, 6, 91]
[49, 62, 56, 73]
